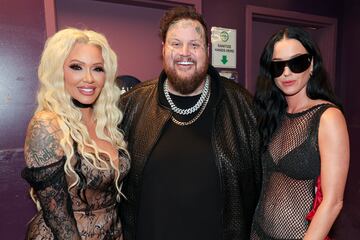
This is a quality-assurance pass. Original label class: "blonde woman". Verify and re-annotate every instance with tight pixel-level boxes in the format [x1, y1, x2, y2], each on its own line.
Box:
[22, 28, 129, 240]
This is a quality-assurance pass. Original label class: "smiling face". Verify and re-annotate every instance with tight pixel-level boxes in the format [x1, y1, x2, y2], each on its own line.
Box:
[162, 19, 209, 95]
[272, 37, 313, 98]
[63, 43, 105, 105]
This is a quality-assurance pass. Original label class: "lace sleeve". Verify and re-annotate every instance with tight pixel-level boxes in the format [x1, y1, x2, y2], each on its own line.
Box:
[22, 112, 81, 240]
[22, 159, 81, 240]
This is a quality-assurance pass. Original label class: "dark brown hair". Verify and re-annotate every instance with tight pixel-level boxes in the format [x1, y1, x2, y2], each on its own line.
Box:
[159, 6, 208, 46]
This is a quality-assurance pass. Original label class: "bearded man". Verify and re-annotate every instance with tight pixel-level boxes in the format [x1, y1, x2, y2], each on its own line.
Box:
[119, 6, 261, 240]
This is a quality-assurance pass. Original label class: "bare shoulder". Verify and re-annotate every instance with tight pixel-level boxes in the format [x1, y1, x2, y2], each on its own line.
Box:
[318, 106, 348, 147]
[24, 111, 65, 168]
[320, 106, 346, 127]
[318, 105, 349, 174]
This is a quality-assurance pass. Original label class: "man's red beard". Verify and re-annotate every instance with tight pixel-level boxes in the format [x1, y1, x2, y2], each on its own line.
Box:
[163, 58, 209, 95]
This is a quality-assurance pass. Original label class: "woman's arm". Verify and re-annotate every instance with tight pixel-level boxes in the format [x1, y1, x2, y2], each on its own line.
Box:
[24, 111, 64, 167]
[304, 107, 350, 240]
[23, 111, 81, 240]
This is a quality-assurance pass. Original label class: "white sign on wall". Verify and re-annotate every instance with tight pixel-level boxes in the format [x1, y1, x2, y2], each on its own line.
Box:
[211, 27, 236, 68]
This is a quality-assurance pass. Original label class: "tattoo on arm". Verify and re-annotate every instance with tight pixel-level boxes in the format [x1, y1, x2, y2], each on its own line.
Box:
[25, 116, 63, 167]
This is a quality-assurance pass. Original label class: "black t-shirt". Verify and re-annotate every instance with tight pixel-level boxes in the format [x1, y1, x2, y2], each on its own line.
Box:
[136, 91, 222, 240]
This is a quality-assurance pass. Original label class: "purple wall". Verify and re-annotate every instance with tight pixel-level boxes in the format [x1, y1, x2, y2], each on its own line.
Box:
[55, 0, 201, 81]
[203, 0, 341, 87]
[334, 0, 360, 238]
[56, 0, 164, 81]
[0, 0, 46, 238]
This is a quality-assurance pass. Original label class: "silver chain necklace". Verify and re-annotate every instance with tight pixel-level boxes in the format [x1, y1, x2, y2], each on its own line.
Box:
[171, 86, 211, 126]
[164, 76, 210, 115]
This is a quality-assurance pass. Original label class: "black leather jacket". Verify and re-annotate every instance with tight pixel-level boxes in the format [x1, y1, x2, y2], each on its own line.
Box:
[119, 65, 261, 240]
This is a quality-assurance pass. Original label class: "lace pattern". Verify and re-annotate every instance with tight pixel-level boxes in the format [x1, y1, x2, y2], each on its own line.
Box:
[22, 153, 129, 240]
[22, 158, 81, 240]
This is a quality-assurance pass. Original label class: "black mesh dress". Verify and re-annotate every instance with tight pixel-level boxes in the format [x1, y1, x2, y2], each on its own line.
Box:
[22, 149, 130, 240]
[251, 104, 335, 240]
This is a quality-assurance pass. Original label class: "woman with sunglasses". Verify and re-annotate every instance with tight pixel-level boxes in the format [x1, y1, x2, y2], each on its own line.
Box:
[250, 27, 349, 240]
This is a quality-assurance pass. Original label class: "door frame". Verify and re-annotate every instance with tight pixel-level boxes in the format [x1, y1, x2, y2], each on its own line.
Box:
[44, 0, 202, 37]
[245, 5, 337, 92]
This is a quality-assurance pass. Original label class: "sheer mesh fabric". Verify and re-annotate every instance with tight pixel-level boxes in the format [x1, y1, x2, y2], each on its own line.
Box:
[251, 104, 334, 240]
[22, 151, 130, 240]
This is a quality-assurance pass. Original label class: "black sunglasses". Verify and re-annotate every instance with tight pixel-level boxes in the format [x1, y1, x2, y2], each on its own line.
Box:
[270, 54, 312, 78]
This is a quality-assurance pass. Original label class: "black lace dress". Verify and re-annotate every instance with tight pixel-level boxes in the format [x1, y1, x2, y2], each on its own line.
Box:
[251, 104, 335, 240]
[22, 149, 130, 240]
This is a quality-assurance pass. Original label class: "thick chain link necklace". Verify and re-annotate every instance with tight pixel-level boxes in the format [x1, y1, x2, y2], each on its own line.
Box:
[171, 86, 211, 126]
[164, 76, 210, 115]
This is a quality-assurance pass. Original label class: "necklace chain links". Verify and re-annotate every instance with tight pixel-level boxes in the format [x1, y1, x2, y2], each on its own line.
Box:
[163, 77, 211, 126]
[164, 76, 210, 115]
[171, 88, 210, 126]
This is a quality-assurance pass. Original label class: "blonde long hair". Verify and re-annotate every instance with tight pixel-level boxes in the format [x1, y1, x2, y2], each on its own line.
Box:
[36, 28, 128, 200]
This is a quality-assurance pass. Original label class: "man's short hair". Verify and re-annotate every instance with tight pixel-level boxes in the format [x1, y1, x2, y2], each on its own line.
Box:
[159, 6, 208, 46]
